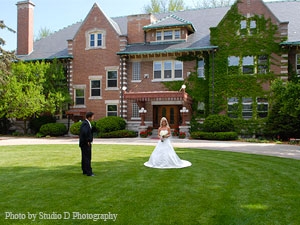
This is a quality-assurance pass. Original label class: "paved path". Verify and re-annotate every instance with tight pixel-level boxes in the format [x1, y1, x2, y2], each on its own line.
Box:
[0, 136, 300, 160]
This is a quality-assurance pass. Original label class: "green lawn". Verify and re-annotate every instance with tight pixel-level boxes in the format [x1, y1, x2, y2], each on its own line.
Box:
[0, 144, 299, 225]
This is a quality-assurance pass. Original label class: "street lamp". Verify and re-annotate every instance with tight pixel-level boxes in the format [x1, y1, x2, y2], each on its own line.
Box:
[139, 107, 147, 126]
[180, 106, 189, 126]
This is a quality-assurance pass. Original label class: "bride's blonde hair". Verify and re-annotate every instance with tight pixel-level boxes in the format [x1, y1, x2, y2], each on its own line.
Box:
[160, 117, 170, 128]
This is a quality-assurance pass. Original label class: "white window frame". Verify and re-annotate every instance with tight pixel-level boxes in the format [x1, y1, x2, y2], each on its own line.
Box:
[89, 76, 102, 100]
[73, 85, 86, 107]
[153, 60, 183, 80]
[105, 66, 119, 90]
[156, 29, 181, 41]
[242, 56, 254, 74]
[242, 97, 253, 119]
[86, 29, 106, 50]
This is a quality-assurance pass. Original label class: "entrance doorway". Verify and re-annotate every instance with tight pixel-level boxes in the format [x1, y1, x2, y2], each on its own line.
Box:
[153, 105, 180, 129]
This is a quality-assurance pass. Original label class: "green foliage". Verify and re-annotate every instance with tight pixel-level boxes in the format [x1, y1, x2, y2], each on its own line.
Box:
[29, 115, 56, 134]
[39, 123, 67, 136]
[190, 131, 238, 140]
[99, 130, 137, 138]
[143, 0, 185, 13]
[208, 3, 280, 115]
[95, 116, 126, 134]
[271, 79, 300, 117]
[265, 102, 300, 141]
[43, 59, 71, 114]
[203, 114, 234, 132]
[69, 121, 82, 136]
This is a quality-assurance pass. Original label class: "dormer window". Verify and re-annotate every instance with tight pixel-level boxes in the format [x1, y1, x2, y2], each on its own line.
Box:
[156, 29, 181, 41]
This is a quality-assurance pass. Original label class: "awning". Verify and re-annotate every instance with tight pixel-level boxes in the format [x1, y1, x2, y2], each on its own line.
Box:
[66, 108, 87, 116]
[124, 91, 192, 104]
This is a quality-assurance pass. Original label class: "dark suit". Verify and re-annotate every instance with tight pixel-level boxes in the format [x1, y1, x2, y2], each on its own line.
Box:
[79, 119, 93, 175]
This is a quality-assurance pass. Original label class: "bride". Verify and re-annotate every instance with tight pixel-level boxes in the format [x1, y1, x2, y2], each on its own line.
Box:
[144, 117, 192, 169]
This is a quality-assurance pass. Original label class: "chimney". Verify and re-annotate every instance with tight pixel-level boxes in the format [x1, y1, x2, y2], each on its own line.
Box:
[16, 1, 35, 55]
[127, 14, 156, 44]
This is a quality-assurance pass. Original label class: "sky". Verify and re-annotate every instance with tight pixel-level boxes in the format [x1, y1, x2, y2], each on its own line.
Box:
[1, 0, 281, 51]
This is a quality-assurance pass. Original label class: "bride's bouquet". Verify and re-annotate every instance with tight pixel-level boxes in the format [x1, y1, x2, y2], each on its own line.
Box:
[160, 130, 168, 142]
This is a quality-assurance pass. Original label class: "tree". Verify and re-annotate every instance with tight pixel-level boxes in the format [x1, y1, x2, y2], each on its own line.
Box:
[0, 20, 18, 134]
[265, 79, 300, 140]
[193, 0, 234, 8]
[2, 61, 46, 134]
[43, 59, 71, 115]
[0, 20, 17, 86]
[143, 0, 185, 13]
[35, 27, 52, 41]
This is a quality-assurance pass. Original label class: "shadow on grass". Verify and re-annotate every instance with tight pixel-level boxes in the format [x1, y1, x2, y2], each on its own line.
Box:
[1, 145, 300, 225]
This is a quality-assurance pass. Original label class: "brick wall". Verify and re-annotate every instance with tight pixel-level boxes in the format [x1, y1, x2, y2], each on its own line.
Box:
[16, 1, 35, 55]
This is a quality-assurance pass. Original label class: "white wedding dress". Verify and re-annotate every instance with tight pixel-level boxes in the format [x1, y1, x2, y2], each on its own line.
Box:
[144, 137, 192, 169]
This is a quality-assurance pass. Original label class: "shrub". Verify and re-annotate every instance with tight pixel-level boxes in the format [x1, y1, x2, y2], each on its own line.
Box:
[140, 130, 148, 138]
[179, 131, 186, 138]
[203, 115, 234, 132]
[29, 115, 56, 134]
[99, 130, 137, 138]
[69, 121, 82, 135]
[39, 123, 67, 136]
[190, 131, 238, 140]
[96, 116, 126, 134]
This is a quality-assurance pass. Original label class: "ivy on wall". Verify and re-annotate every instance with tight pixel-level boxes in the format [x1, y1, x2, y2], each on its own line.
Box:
[207, 2, 285, 118]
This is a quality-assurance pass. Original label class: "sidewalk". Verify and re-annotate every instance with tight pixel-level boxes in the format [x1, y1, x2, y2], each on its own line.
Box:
[0, 136, 300, 160]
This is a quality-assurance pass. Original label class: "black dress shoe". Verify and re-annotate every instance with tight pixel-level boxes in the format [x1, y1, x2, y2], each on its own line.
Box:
[87, 173, 95, 176]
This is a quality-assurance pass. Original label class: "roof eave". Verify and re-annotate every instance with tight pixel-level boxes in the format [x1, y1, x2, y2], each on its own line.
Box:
[117, 46, 218, 55]
[16, 55, 74, 62]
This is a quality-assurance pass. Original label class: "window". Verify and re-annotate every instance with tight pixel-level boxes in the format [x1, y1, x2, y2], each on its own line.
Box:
[154, 62, 162, 79]
[132, 62, 141, 80]
[86, 29, 106, 49]
[153, 60, 183, 80]
[228, 55, 268, 75]
[132, 103, 139, 118]
[297, 54, 300, 76]
[107, 70, 118, 88]
[197, 59, 205, 78]
[75, 89, 85, 105]
[240, 19, 257, 35]
[242, 56, 254, 74]
[258, 55, 268, 74]
[91, 80, 101, 97]
[156, 31, 162, 41]
[242, 97, 253, 119]
[228, 97, 239, 118]
[163, 30, 173, 40]
[156, 29, 181, 41]
[174, 60, 183, 78]
[257, 98, 268, 118]
[228, 56, 240, 74]
[90, 33, 102, 47]
[107, 104, 118, 116]
[164, 61, 172, 79]
[174, 30, 180, 39]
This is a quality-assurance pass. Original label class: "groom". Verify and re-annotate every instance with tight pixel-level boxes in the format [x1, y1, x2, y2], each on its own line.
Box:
[79, 112, 95, 176]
